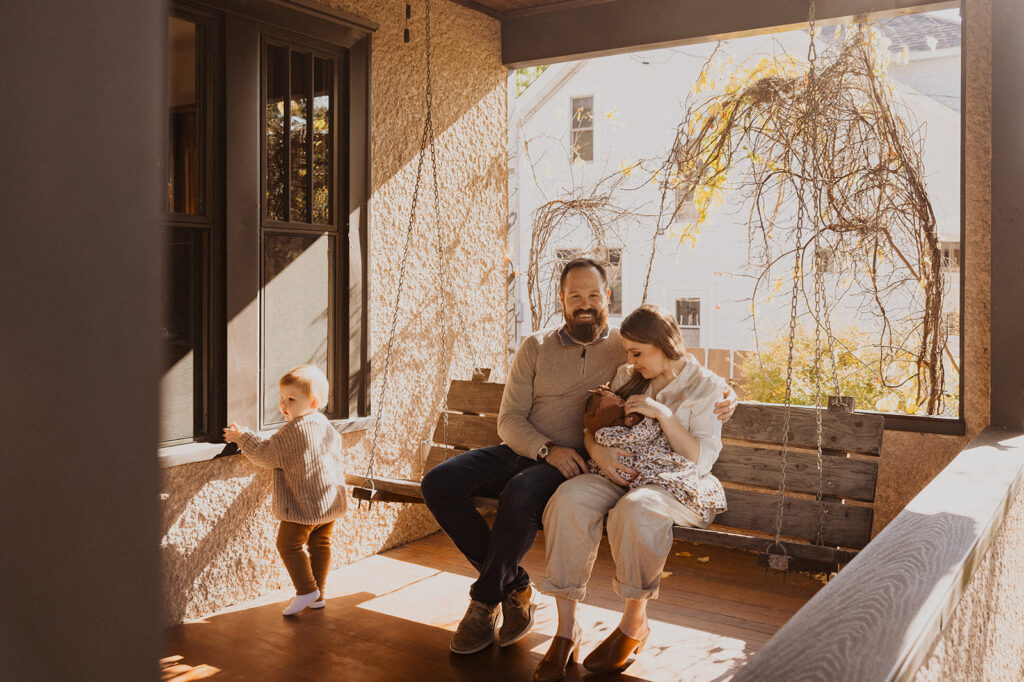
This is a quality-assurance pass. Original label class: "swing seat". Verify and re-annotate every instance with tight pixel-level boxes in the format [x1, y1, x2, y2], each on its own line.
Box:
[347, 374, 505, 510]
[348, 373, 884, 573]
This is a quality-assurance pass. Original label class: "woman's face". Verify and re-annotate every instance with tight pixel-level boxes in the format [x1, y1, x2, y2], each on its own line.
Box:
[622, 338, 668, 379]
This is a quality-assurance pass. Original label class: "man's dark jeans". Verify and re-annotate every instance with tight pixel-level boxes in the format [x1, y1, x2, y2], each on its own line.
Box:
[421, 444, 567, 606]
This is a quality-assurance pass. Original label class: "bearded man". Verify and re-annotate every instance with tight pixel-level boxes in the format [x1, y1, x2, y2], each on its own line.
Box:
[422, 258, 734, 656]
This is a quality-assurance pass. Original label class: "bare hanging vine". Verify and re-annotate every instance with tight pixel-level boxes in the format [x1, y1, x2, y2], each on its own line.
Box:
[523, 21, 952, 414]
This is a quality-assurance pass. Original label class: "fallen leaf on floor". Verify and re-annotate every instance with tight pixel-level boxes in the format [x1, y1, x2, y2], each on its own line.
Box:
[697, 556, 710, 563]
[661, 571, 673, 579]
[675, 551, 692, 557]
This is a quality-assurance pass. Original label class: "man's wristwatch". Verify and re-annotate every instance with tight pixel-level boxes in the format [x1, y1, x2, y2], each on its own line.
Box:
[537, 441, 555, 461]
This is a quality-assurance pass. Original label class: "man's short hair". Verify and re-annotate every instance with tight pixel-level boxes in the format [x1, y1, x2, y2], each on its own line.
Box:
[559, 257, 608, 290]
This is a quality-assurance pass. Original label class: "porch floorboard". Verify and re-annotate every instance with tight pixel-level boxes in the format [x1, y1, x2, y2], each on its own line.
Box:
[164, 530, 823, 681]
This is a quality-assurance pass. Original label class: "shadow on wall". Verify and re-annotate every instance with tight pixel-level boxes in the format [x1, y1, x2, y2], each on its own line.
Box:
[160, 457, 277, 624]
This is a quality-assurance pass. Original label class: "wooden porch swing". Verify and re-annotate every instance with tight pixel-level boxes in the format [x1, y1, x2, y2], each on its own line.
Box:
[349, 0, 885, 575]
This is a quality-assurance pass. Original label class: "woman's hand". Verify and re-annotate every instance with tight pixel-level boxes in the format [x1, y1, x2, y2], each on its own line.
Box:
[624, 394, 672, 421]
[713, 386, 739, 422]
[589, 441, 637, 487]
[223, 422, 245, 444]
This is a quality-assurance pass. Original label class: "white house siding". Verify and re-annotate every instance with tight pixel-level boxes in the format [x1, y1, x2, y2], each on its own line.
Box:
[511, 17, 961, 367]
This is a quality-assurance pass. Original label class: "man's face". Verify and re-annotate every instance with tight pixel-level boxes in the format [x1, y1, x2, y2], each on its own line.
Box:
[558, 266, 610, 342]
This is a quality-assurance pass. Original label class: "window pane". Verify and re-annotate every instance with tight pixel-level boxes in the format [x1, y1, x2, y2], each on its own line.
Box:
[676, 298, 701, 327]
[266, 44, 288, 221]
[571, 96, 593, 130]
[168, 17, 200, 214]
[571, 129, 593, 161]
[262, 233, 331, 424]
[290, 52, 311, 222]
[312, 58, 333, 224]
[161, 228, 205, 442]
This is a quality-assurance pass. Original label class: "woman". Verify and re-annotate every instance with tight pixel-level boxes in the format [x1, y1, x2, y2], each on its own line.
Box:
[533, 304, 729, 681]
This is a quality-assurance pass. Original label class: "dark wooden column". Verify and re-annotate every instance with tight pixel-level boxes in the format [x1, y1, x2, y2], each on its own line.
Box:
[0, 1, 163, 678]
[990, 0, 1024, 430]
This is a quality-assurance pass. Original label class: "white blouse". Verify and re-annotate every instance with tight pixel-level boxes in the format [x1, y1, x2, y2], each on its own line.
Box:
[609, 355, 727, 476]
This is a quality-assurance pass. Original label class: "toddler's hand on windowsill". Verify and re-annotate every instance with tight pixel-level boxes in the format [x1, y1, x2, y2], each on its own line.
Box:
[223, 422, 245, 444]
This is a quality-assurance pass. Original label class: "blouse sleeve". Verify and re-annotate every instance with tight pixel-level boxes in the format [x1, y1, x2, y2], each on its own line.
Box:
[670, 372, 726, 476]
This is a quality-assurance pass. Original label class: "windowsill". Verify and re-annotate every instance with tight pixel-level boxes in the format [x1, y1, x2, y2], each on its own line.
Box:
[157, 414, 377, 469]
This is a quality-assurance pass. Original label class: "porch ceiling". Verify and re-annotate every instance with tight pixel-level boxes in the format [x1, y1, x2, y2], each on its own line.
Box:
[449, 0, 960, 67]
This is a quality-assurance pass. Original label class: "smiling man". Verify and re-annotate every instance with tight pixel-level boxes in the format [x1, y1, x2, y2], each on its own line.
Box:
[421, 258, 733, 658]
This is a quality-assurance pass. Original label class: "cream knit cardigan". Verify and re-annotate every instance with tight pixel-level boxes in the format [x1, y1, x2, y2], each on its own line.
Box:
[236, 411, 347, 525]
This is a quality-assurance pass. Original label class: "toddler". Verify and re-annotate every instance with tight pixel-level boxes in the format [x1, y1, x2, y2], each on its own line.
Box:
[224, 364, 347, 616]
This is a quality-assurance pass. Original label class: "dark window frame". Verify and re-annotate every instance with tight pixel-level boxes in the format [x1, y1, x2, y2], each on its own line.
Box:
[159, 0, 372, 452]
[162, 3, 225, 447]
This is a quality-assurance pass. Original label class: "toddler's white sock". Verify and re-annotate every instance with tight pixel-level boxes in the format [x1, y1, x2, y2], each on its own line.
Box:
[283, 590, 321, 616]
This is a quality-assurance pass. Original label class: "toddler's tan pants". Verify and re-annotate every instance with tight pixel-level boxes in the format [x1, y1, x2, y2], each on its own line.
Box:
[277, 520, 335, 597]
[541, 473, 704, 601]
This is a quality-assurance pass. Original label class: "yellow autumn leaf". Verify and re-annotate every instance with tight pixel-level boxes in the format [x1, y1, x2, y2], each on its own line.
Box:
[620, 159, 632, 177]
[661, 571, 673, 579]
[697, 556, 710, 563]
[605, 108, 617, 120]
[774, 276, 784, 292]
[676, 551, 692, 557]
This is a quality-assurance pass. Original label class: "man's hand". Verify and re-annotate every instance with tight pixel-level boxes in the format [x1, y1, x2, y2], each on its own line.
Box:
[713, 386, 739, 422]
[543, 445, 589, 479]
[588, 442, 636, 487]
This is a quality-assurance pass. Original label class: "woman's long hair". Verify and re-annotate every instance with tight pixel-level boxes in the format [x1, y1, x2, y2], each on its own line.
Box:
[616, 304, 687, 398]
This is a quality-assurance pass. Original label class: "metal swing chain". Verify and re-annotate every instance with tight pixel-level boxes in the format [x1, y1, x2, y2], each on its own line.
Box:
[361, 0, 440, 501]
[771, 0, 823, 561]
[805, 0, 829, 547]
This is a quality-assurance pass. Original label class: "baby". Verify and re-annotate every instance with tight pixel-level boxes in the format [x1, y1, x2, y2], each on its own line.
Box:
[223, 364, 347, 616]
[583, 385, 727, 525]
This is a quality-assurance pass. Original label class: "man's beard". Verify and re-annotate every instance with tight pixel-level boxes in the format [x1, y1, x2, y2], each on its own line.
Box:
[564, 307, 607, 342]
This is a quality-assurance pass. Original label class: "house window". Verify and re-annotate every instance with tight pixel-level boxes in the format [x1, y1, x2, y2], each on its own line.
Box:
[162, 12, 214, 444]
[940, 241, 960, 272]
[555, 246, 622, 315]
[570, 96, 594, 162]
[262, 41, 343, 427]
[673, 185, 697, 222]
[675, 298, 701, 347]
[160, 0, 371, 447]
[815, 246, 841, 274]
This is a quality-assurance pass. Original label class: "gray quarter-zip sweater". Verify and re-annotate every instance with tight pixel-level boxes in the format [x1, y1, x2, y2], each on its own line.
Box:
[498, 325, 626, 458]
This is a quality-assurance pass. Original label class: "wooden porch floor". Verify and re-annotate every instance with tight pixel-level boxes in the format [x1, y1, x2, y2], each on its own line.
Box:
[164, 531, 824, 681]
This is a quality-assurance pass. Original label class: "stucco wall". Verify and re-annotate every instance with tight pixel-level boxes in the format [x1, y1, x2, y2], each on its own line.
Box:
[160, 0, 508, 624]
[913, 480, 1024, 681]
[872, 0, 991, 534]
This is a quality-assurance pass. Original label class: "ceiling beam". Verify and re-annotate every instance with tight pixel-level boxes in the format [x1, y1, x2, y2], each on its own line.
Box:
[502, 0, 959, 67]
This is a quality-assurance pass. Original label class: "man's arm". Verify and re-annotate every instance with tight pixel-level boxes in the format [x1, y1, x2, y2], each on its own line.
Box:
[496, 336, 551, 460]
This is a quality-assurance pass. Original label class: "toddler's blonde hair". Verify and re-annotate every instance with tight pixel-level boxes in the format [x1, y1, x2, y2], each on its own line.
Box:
[279, 364, 330, 409]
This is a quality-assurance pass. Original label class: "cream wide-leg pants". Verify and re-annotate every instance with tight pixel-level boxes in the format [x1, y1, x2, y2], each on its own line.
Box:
[540, 473, 706, 601]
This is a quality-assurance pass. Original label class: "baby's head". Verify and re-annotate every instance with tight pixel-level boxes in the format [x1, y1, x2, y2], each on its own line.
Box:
[583, 386, 642, 433]
[278, 365, 330, 421]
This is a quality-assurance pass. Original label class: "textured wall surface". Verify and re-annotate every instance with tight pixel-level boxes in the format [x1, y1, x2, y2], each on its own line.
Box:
[161, 0, 508, 624]
[913, 482, 1024, 682]
[873, 0, 991, 534]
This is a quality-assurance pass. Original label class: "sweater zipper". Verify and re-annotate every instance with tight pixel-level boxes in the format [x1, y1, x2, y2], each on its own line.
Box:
[580, 345, 588, 375]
